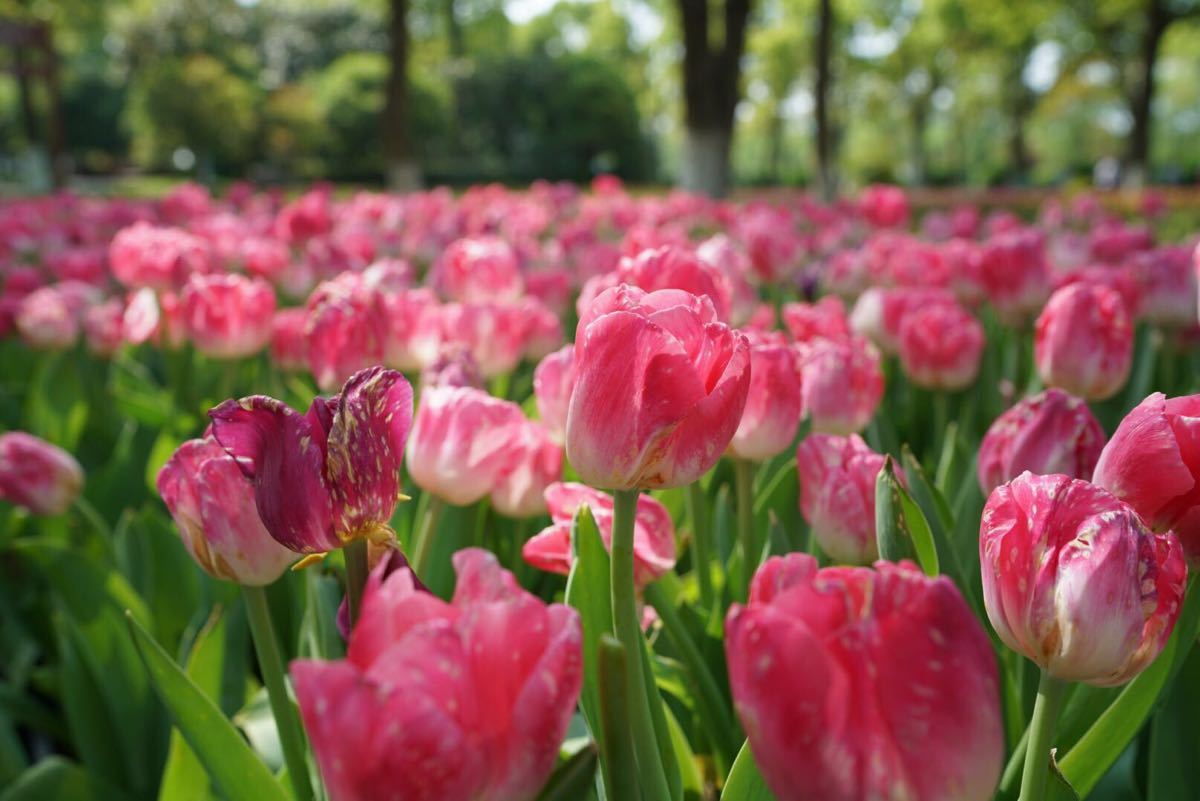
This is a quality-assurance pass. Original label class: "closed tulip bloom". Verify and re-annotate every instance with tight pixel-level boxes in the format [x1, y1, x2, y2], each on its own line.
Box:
[616, 246, 734, 321]
[406, 385, 528, 506]
[977, 389, 1105, 494]
[726, 554, 1003, 801]
[1093, 393, 1200, 563]
[781, 297, 851, 344]
[109, 222, 212, 292]
[850, 287, 957, 355]
[157, 437, 296, 585]
[269, 308, 309, 372]
[730, 332, 803, 462]
[181, 274, 276, 359]
[980, 473, 1185, 686]
[0, 431, 84, 516]
[431, 236, 525, 303]
[859, 184, 911, 228]
[305, 274, 388, 392]
[533, 345, 575, 443]
[797, 336, 884, 435]
[377, 287, 440, 372]
[522, 482, 676, 587]
[209, 366, 413, 553]
[439, 302, 531, 379]
[1034, 283, 1132, 401]
[15, 285, 82, 349]
[796, 433, 889, 564]
[292, 549, 582, 801]
[490, 422, 563, 518]
[567, 285, 751, 490]
[897, 302, 985, 391]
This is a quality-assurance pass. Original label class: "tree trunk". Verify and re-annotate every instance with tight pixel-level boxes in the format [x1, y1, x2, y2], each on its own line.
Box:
[444, 0, 464, 59]
[813, 0, 835, 200]
[1125, 0, 1168, 186]
[676, 0, 752, 198]
[767, 104, 785, 183]
[384, 0, 421, 191]
[1005, 52, 1033, 184]
[13, 47, 39, 146]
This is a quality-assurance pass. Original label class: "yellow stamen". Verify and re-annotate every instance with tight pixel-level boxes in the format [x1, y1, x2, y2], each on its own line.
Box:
[291, 552, 329, 571]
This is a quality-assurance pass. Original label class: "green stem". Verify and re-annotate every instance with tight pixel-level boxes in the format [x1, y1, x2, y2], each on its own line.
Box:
[1018, 671, 1068, 801]
[611, 489, 671, 801]
[733, 458, 756, 597]
[410, 495, 446, 579]
[685, 482, 715, 613]
[343, 538, 369, 629]
[242, 585, 314, 801]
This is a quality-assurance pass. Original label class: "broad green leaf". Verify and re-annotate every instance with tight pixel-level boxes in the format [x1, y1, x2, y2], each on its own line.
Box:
[0, 712, 27, 787]
[876, 456, 937, 574]
[721, 741, 776, 801]
[639, 638, 682, 801]
[565, 504, 614, 741]
[597, 636, 640, 801]
[663, 702, 703, 797]
[536, 743, 600, 801]
[0, 757, 137, 801]
[299, 568, 345, 661]
[126, 613, 290, 801]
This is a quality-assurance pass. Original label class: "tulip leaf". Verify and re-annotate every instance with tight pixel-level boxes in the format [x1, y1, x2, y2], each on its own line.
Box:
[639, 640, 683, 801]
[721, 741, 776, 801]
[565, 504, 614, 744]
[1147, 643, 1200, 800]
[536, 743, 599, 801]
[874, 456, 938, 575]
[597, 636, 641, 801]
[125, 613, 290, 801]
[0, 757, 137, 801]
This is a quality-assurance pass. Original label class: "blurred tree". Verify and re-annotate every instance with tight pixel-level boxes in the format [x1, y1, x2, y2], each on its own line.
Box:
[384, 0, 420, 189]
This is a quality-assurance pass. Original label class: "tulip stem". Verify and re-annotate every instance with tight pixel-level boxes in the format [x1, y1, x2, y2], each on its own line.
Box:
[1018, 670, 1068, 801]
[733, 458, 756, 598]
[243, 585, 315, 801]
[685, 482, 715, 613]
[410, 495, 446, 579]
[611, 488, 672, 801]
[344, 538, 369, 628]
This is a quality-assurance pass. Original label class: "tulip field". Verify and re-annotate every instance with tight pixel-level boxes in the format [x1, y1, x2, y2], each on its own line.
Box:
[3, 180, 1200, 801]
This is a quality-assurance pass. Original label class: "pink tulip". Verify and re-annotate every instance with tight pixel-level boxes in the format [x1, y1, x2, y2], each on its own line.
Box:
[1034, 282, 1132, 401]
[979, 229, 1050, 324]
[0, 431, 84, 516]
[522, 482, 676, 587]
[305, 274, 388, 392]
[897, 301, 985, 391]
[616, 246, 733, 321]
[406, 385, 528, 506]
[1131, 246, 1196, 327]
[977, 389, 1106, 493]
[181, 274, 276, 359]
[292, 549, 582, 801]
[209, 366, 413, 553]
[269, 308, 309, 372]
[858, 184, 911, 228]
[157, 436, 296, 585]
[15, 285, 81, 349]
[490, 422, 563, 518]
[109, 222, 211, 292]
[376, 287, 440, 372]
[850, 287, 957, 355]
[83, 299, 126, 357]
[796, 336, 884, 435]
[533, 345, 575, 443]
[122, 288, 161, 345]
[729, 332, 803, 461]
[796, 433, 889, 564]
[420, 344, 485, 390]
[781, 297, 851, 345]
[1093, 393, 1200, 564]
[438, 302, 531, 379]
[430, 237, 525, 303]
[726, 554, 1002, 801]
[980, 472, 1185, 686]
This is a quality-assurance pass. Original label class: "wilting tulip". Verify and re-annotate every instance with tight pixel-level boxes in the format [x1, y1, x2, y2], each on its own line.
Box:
[795, 433, 889, 564]
[977, 389, 1105, 493]
[157, 437, 296, 585]
[533, 345, 575, 443]
[292, 549, 582, 801]
[796, 336, 883, 435]
[897, 302, 985, 391]
[209, 366, 413, 553]
[1034, 282, 1132, 401]
[781, 297, 851, 344]
[567, 285, 750, 490]
[490, 421, 562, 518]
[726, 554, 1003, 801]
[522, 482, 676, 587]
[181, 274, 276, 359]
[406, 385, 528, 506]
[729, 332, 803, 461]
[305, 274, 388, 392]
[616, 246, 733, 321]
[980, 472, 1185, 686]
[1094, 393, 1200, 563]
[430, 236, 525, 303]
[269, 308, 308, 372]
[0, 431, 84, 516]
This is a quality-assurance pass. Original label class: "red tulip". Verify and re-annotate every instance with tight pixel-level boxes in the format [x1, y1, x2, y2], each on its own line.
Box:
[157, 436, 296, 585]
[431, 237, 525, 303]
[567, 284, 750, 490]
[726, 554, 1003, 801]
[109, 222, 212, 292]
[269, 308, 309, 372]
[375, 287, 440, 372]
[0, 431, 84, 516]
[533, 345, 575, 444]
[796, 336, 883, 435]
[616, 246, 733, 321]
[181, 274, 276, 359]
[438, 302, 531, 379]
[292, 548, 582, 801]
[897, 301, 985, 391]
[490, 422, 562, 518]
[209, 366, 413, 553]
[15, 285, 81, 349]
[730, 332, 803, 461]
[305, 273, 388, 392]
[1131, 246, 1195, 327]
[850, 287, 957, 355]
[796, 433, 889, 564]
[1034, 282, 1132, 401]
[858, 184, 911, 228]
[522, 482, 676, 587]
[781, 297, 851, 345]
[1093, 393, 1200, 564]
[980, 472, 1185, 686]
[979, 229, 1050, 325]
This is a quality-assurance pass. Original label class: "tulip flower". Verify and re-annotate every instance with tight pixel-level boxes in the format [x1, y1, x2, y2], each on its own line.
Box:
[533, 344, 575, 443]
[1034, 282, 1132, 401]
[780, 296, 850, 344]
[489, 421, 563, 519]
[616, 246, 733, 321]
[430, 236, 525, 303]
[269, 308, 309, 372]
[292, 548, 582, 801]
[566, 284, 750, 490]
[726, 554, 1003, 801]
[796, 335, 883, 435]
[420, 344, 485, 390]
[438, 301, 532, 379]
[1093, 393, 1200, 564]
[123, 287, 161, 346]
[305, 273, 389, 392]
[83, 299, 126, 357]
[522, 482, 676, 587]
[157, 436, 296, 586]
[0, 431, 84, 516]
[109, 222, 212, 292]
[181, 273, 276, 359]
[796, 433, 889, 564]
[977, 389, 1105, 494]
[979, 229, 1050, 324]
[897, 301, 985, 391]
[858, 184, 911, 228]
[15, 284, 84, 349]
[729, 331, 803, 462]
[850, 286, 957, 355]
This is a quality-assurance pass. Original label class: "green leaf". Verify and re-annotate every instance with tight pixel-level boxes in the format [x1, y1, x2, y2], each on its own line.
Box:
[1147, 642, 1200, 800]
[597, 636, 641, 801]
[663, 702, 703, 798]
[126, 613, 290, 801]
[875, 456, 938, 574]
[721, 741, 776, 801]
[0, 757, 137, 801]
[536, 743, 599, 801]
[638, 639, 682, 801]
[299, 567, 345, 661]
[565, 504, 614, 741]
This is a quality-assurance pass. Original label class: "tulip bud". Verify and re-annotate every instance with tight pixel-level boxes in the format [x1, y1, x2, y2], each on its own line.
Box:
[729, 332, 803, 462]
[978, 389, 1105, 493]
[795, 433, 889, 564]
[181, 274, 276, 359]
[897, 301, 985, 391]
[796, 336, 883, 435]
[157, 437, 296, 585]
[726, 554, 1003, 801]
[980, 472, 1185, 686]
[0, 432, 84, 516]
[1034, 282, 1132, 401]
